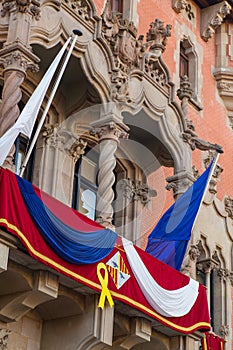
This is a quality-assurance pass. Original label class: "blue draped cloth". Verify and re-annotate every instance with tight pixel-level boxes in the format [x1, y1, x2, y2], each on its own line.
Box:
[146, 161, 213, 270]
[16, 175, 117, 264]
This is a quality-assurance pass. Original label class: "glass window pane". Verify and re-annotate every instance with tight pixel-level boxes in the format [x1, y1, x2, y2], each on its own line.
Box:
[80, 156, 97, 184]
[78, 188, 96, 220]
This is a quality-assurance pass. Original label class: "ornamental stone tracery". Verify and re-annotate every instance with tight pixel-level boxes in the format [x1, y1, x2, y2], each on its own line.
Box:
[101, 1, 172, 103]
[63, 0, 92, 20]
[224, 196, 233, 218]
[0, 328, 11, 350]
[201, 1, 231, 42]
[119, 179, 157, 206]
[1, 0, 41, 19]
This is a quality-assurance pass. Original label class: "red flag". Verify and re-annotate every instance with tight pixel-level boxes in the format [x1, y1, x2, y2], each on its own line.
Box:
[202, 332, 225, 350]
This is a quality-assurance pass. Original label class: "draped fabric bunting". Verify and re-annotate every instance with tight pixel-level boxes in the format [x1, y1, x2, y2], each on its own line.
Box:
[201, 332, 225, 350]
[122, 237, 199, 317]
[0, 168, 211, 334]
[146, 161, 214, 270]
[16, 174, 117, 264]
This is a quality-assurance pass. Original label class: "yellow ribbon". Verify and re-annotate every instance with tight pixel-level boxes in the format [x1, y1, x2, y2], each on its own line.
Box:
[202, 336, 207, 350]
[97, 262, 114, 309]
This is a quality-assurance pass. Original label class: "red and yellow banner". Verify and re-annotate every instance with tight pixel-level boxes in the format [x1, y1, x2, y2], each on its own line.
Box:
[202, 332, 225, 350]
[0, 168, 211, 334]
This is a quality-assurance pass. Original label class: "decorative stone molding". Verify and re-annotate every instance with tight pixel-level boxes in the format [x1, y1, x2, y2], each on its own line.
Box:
[196, 258, 219, 274]
[173, 1, 195, 19]
[192, 165, 199, 180]
[189, 244, 201, 261]
[0, 269, 59, 322]
[224, 196, 233, 218]
[213, 69, 233, 120]
[217, 267, 230, 281]
[101, 0, 142, 69]
[143, 53, 168, 90]
[203, 152, 223, 194]
[111, 68, 130, 103]
[219, 325, 229, 339]
[172, 0, 187, 13]
[0, 48, 39, 73]
[201, 1, 231, 42]
[43, 123, 64, 149]
[181, 128, 223, 154]
[166, 171, 195, 198]
[119, 318, 151, 349]
[0, 328, 11, 350]
[120, 179, 157, 206]
[1, 0, 41, 19]
[228, 114, 233, 130]
[63, 0, 92, 20]
[91, 121, 128, 142]
[146, 18, 172, 56]
[68, 139, 87, 163]
[43, 124, 88, 162]
[0, 243, 9, 273]
[177, 75, 194, 124]
[101, 2, 172, 102]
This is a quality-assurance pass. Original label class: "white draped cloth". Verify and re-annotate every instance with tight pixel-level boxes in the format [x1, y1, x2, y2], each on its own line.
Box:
[0, 37, 71, 166]
[122, 238, 199, 317]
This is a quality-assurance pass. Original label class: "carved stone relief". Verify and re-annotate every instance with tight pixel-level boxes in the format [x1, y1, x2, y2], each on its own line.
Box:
[203, 151, 223, 194]
[43, 123, 87, 162]
[219, 324, 229, 339]
[177, 75, 194, 125]
[1, 0, 40, 19]
[201, 1, 231, 42]
[224, 196, 233, 218]
[63, 0, 92, 20]
[0, 329, 11, 350]
[101, 2, 172, 103]
[213, 69, 233, 120]
[172, 0, 187, 13]
[119, 179, 157, 206]
[166, 171, 194, 198]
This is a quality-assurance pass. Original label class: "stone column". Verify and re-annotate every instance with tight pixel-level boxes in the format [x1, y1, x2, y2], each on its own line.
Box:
[91, 108, 129, 229]
[0, 0, 40, 167]
[38, 124, 87, 205]
[177, 75, 193, 122]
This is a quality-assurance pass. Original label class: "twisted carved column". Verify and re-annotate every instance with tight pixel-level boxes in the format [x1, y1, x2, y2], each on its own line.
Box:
[91, 121, 128, 228]
[0, 70, 24, 136]
[0, 0, 40, 167]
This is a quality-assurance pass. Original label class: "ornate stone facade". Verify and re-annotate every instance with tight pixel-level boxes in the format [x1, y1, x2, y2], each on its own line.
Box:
[0, 0, 233, 349]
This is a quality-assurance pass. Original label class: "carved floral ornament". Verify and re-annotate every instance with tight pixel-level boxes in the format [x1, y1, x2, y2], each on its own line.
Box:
[101, 1, 172, 103]
[63, 0, 91, 20]
[0, 50, 39, 72]
[42, 123, 88, 161]
[0, 328, 11, 350]
[201, 1, 231, 42]
[172, 0, 195, 20]
[90, 122, 128, 142]
[119, 179, 157, 206]
[1, 0, 40, 19]
[224, 196, 233, 218]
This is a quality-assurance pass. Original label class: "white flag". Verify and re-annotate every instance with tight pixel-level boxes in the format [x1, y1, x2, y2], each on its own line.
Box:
[0, 37, 71, 166]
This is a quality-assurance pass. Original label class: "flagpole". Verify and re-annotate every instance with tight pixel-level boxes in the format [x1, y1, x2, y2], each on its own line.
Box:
[191, 152, 220, 231]
[20, 29, 83, 177]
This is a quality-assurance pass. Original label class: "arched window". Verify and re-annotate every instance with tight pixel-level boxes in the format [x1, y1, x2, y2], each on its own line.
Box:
[179, 38, 199, 103]
[196, 240, 226, 335]
[72, 147, 98, 221]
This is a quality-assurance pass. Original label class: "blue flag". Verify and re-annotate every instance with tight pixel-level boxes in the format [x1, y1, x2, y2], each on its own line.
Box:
[146, 161, 214, 271]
